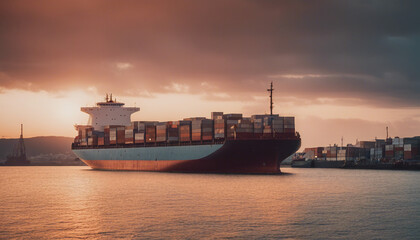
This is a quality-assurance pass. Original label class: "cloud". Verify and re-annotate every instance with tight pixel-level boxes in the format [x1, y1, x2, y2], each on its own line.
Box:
[116, 62, 133, 70]
[0, 0, 420, 107]
[163, 82, 190, 93]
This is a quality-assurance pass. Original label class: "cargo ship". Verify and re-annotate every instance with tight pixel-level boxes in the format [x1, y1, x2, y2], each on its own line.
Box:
[71, 87, 301, 173]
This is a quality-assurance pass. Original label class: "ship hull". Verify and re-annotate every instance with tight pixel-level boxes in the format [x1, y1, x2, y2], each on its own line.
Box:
[73, 139, 301, 173]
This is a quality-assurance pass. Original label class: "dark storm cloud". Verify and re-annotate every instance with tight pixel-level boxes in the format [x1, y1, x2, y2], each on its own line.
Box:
[1, 0, 420, 106]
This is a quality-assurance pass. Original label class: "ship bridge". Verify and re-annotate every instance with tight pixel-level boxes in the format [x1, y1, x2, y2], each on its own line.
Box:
[81, 94, 140, 131]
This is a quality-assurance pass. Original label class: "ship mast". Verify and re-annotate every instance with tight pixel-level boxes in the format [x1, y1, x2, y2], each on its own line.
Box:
[267, 82, 274, 115]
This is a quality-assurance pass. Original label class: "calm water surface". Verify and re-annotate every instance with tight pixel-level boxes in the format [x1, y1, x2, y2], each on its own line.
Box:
[0, 166, 419, 239]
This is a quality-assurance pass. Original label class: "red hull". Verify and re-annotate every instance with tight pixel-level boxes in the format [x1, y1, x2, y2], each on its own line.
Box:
[81, 139, 301, 173]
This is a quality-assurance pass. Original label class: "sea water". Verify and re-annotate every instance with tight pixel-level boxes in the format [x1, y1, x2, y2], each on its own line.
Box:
[0, 166, 419, 239]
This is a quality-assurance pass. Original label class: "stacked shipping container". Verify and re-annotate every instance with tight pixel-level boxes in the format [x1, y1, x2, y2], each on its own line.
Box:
[403, 137, 420, 160]
[189, 119, 214, 142]
[156, 123, 167, 142]
[202, 119, 213, 141]
[284, 117, 295, 133]
[302, 136, 420, 164]
[191, 120, 202, 141]
[75, 111, 298, 147]
[167, 121, 179, 142]
[214, 118, 225, 140]
[179, 121, 191, 142]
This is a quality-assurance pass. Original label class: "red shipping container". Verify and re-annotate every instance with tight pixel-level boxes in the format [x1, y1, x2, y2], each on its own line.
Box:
[202, 135, 213, 141]
[284, 128, 295, 133]
[117, 130, 125, 144]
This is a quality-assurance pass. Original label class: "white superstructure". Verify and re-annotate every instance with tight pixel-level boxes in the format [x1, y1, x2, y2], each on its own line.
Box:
[81, 94, 140, 131]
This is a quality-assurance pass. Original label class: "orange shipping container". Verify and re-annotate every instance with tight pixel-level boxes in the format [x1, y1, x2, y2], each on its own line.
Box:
[98, 137, 104, 146]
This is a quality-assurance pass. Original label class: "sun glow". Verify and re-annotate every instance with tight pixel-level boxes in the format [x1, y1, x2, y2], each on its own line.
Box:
[1, 87, 420, 149]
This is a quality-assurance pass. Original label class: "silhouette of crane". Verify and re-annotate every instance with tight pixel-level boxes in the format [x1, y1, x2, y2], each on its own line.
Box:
[5, 124, 30, 166]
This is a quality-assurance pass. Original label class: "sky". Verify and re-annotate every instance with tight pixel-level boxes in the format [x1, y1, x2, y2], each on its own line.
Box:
[1, 0, 420, 149]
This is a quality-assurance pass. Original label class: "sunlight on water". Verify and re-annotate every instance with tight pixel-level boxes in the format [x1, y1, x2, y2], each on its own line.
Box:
[0, 166, 419, 239]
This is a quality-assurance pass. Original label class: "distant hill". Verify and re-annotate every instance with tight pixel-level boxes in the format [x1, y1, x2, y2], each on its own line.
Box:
[0, 136, 84, 166]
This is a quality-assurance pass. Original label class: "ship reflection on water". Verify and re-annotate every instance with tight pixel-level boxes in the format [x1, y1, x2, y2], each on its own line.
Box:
[0, 166, 419, 239]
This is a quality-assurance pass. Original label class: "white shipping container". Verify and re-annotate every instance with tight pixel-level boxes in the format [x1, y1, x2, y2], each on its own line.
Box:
[135, 133, 144, 140]
[125, 129, 133, 138]
[392, 138, 403, 145]
[385, 145, 393, 151]
[404, 144, 412, 151]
